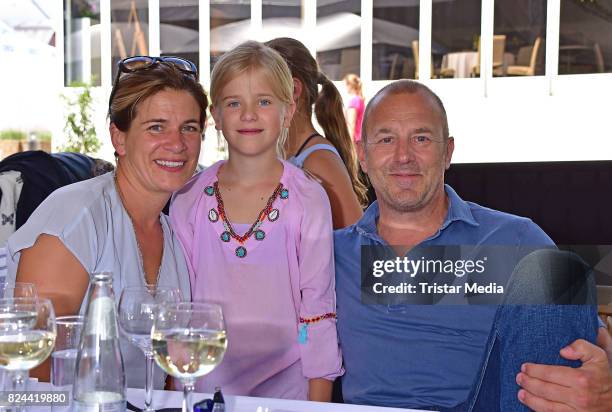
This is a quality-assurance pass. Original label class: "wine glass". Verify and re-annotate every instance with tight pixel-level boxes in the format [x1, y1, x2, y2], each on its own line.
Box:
[151, 302, 227, 412]
[0, 282, 37, 299]
[0, 283, 37, 390]
[118, 285, 182, 412]
[0, 297, 56, 411]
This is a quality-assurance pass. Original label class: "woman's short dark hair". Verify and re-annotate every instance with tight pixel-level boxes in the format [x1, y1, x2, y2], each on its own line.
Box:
[108, 62, 208, 132]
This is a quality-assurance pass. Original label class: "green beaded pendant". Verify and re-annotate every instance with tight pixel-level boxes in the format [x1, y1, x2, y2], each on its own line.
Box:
[235, 246, 247, 258]
[220, 231, 231, 242]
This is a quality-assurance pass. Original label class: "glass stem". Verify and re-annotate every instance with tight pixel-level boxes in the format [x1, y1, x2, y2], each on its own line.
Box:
[144, 352, 155, 412]
[182, 380, 195, 412]
[10, 370, 28, 412]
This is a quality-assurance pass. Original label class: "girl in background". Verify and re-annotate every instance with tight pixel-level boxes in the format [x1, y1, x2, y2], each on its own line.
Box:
[266, 38, 367, 228]
[343, 73, 365, 144]
[170, 41, 342, 401]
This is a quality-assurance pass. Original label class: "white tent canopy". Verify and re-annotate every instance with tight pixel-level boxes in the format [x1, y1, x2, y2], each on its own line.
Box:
[0, 0, 54, 44]
[68, 22, 199, 59]
[209, 12, 435, 53]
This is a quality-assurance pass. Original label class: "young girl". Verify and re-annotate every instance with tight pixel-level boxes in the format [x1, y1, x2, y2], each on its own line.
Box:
[343, 73, 365, 143]
[170, 41, 342, 401]
[266, 38, 367, 229]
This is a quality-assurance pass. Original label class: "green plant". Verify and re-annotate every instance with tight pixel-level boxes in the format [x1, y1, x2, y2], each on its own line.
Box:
[36, 131, 52, 142]
[61, 82, 101, 154]
[0, 130, 27, 140]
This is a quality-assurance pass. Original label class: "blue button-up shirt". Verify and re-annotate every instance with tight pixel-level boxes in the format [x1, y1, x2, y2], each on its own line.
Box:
[334, 185, 554, 409]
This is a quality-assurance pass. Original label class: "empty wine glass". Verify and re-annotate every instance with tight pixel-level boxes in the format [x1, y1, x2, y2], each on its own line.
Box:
[118, 285, 182, 412]
[0, 297, 56, 411]
[0, 282, 37, 299]
[151, 302, 227, 412]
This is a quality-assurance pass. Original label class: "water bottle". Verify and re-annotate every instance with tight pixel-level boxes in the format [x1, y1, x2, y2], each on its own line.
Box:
[72, 272, 126, 412]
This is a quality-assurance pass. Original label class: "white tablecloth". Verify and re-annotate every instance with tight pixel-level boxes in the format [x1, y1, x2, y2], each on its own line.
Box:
[441, 51, 515, 78]
[441, 51, 479, 78]
[25, 381, 427, 412]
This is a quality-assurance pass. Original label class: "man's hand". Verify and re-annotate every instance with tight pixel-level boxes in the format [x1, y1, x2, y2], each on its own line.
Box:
[515, 329, 612, 411]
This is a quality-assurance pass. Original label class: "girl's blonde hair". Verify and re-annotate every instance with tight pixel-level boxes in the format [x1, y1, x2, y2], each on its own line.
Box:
[343, 73, 363, 99]
[210, 41, 294, 156]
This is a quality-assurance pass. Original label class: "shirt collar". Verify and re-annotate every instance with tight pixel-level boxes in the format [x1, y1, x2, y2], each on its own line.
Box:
[355, 201, 380, 239]
[354, 184, 479, 239]
[441, 184, 479, 230]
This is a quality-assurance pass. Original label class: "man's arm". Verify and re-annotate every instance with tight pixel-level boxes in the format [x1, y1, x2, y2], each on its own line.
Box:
[516, 329, 612, 411]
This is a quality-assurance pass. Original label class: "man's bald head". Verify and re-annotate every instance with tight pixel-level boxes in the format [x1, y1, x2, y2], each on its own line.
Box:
[362, 80, 449, 142]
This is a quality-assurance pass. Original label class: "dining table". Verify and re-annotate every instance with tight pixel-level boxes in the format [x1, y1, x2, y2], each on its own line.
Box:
[441, 51, 515, 78]
[24, 380, 429, 412]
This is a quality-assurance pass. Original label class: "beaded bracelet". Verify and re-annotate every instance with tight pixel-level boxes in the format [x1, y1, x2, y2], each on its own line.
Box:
[298, 313, 336, 344]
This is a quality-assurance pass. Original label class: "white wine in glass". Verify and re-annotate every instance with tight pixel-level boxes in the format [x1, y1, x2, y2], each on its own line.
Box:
[152, 328, 227, 379]
[0, 298, 56, 412]
[151, 302, 226, 412]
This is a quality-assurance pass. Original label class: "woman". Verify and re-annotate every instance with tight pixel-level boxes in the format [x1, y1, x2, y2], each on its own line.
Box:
[266, 38, 367, 229]
[6, 56, 207, 389]
[343, 73, 365, 143]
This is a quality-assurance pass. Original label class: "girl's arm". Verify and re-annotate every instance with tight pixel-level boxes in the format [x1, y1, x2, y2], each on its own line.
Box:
[345, 107, 357, 140]
[296, 177, 344, 400]
[302, 150, 363, 229]
[308, 378, 333, 402]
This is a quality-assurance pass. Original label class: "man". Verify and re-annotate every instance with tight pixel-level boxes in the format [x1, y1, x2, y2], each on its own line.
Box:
[334, 80, 612, 411]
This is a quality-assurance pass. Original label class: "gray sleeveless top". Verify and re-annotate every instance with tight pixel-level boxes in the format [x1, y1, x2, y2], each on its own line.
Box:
[6, 172, 191, 389]
[287, 144, 341, 168]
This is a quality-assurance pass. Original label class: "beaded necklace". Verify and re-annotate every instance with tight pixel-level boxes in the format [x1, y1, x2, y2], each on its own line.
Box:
[206, 181, 289, 258]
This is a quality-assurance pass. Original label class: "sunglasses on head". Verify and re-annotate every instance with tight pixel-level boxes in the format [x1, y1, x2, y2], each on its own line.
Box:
[108, 55, 198, 106]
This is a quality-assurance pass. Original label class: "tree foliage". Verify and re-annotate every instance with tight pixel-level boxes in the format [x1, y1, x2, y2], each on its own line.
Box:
[61, 82, 101, 154]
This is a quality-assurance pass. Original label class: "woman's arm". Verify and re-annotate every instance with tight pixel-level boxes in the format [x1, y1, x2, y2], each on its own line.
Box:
[308, 378, 333, 402]
[345, 107, 357, 141]
[303, 150, 363, 229]
[16, 234, 90, 381]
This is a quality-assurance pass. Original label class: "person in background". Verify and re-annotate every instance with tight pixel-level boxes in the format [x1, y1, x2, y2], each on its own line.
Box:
[6, 57, 205, 389]
[266, 37, 367, 229]
[343, 73, 365, 144]
[171, 41, 343, 401]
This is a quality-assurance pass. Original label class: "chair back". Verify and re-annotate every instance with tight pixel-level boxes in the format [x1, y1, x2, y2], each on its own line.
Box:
[389, 53, 412, 79]
[492, 35, 506, 67]
[594, 42, 605, 73]
[516, 46, 533, 66]
[529, 36, 543, 75]
[411, 40, 419, 79]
